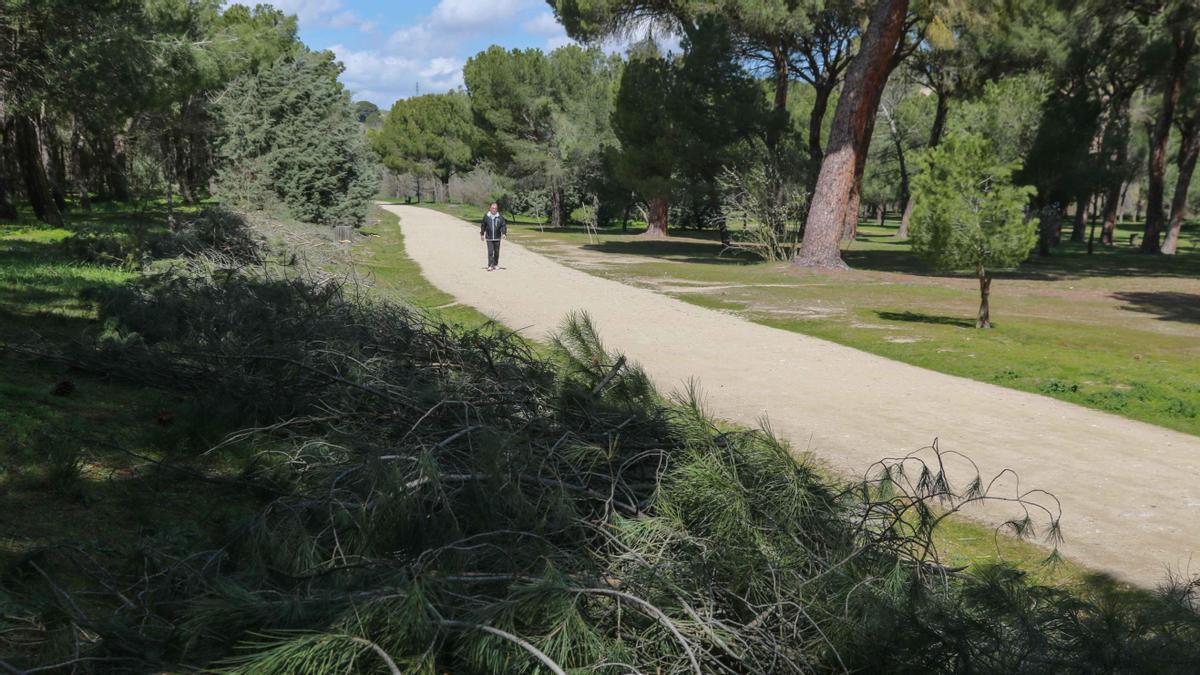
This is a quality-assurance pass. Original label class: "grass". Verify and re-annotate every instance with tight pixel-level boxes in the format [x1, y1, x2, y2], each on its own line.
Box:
[353, 205, 495, 327]
[0, 198, 1150, 666]
[0, 204, 264, 664]
[426, 208, 1200, 437]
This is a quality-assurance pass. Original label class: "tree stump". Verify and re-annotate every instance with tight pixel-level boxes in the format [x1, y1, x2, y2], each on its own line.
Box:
[333, 225, 354, 244]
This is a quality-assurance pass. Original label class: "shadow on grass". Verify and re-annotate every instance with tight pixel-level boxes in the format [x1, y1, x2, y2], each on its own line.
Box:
[876, 310, 976, 328]
[1111, 291, 1200, 324]
[581, 238, 760, 266]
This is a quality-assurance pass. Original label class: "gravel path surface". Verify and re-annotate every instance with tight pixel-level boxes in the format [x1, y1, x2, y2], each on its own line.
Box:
[384, 204, 1200, 584]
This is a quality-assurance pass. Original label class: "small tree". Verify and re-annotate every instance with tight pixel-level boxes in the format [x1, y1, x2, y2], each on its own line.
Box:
[909, 133, 1036, 328]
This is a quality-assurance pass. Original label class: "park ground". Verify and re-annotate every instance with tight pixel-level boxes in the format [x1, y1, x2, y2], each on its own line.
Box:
[427, 202, 1200, 438]
[1, 199, 1109, 630]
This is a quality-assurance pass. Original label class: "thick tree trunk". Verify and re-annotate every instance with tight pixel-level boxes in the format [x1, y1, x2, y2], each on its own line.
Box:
[842, 179, 861, 241]
[43, 122, 68, 211]
[1100, 180, 1122, 246]
[104, 128, 131, 202]
[550, 184, 563, 228]
[441, 175, 452, 205]
[14, 115, 63, 227]
[69, 122, 91, 211]
[1143, 26, 1195, 253]
[641, 196, 668, 238]
[977, 268, 992, 329]
[0, 119, 18, 220]
[795, 0, 910, 269]
[766, 46, 790, 153]
[1070, 192, 1088, 242]
[875, 204, 885, 226]
[1163, 114, 1200, 254]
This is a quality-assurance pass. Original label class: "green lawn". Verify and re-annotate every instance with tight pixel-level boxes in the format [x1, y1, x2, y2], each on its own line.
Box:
[0, 204, 258, 614]
[424, 205, 1200, 437]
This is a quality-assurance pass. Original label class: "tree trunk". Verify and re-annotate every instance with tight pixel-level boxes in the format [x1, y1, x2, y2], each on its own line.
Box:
[43, 121, 68, 211]
[641, 196, 668, 238]
[550, 184, 563, 228]
[875, 204, 885, 226]
[1142, 25, 1195, 253]
[14, 115, 63, 227]
[795, 0, 910, 269]
[1070, 192, 1088, 242]
[104, 129, 131, 202]
[0, 119, 18, 220]
[806, 82, 834, 194]
[976, 268, 992, 329]
[766, 45, 790, 153]
[841, 179, 860, 241]
[1163, 113, 1200, 254]
[1100, 180, 1122, 246]
[69, 121, 91, 211]
[899, 90, 948, 239]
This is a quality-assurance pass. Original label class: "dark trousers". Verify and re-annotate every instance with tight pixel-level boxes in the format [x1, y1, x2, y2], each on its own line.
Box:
[486, 239, 501, 267]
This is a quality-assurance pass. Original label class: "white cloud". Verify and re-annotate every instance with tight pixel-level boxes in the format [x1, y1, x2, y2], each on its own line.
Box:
[522, 11, 563, 37]
[332, 45, 465, 105]
[329, 11, 360, 29]
[430, 0, 536, 32]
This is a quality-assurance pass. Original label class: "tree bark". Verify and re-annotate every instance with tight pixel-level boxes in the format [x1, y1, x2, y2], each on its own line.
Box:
[550, 183, 563, 228]
[69, 121, 91, 211]
[14, 115, 63, 227]
[795, 0, 910, 269]
[42, 120, 67, 211]
[1142, 25, 1195, 253]
[1100, 180, 1122, 246]
[103, 127, 131, 202]
[1163, 113, 1200, 254]
[766, 45, 790, 153]
[641, 196, 669, 238]
[976, 268, 992, 329]
[0, 118, 18, 220]
[806, 83, 834, 186]
[1070, 192, 1088, 242]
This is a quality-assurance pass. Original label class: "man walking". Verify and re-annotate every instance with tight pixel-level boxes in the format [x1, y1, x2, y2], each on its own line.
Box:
[480, 202, 507, 271]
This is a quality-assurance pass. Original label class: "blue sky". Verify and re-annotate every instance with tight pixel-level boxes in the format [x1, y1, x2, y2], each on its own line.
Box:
[260, 0, 577, 107]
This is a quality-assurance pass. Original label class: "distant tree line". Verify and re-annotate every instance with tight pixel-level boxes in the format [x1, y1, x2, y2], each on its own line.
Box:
[0, 1, 378, 229]
[371, 0, 1200, 265]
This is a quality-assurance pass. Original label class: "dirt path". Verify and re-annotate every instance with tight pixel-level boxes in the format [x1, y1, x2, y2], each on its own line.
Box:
[383, 205, 1200, 584]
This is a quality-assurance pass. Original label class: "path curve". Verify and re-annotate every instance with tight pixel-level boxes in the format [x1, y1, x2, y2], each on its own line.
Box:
[383, 205, 1200, 584]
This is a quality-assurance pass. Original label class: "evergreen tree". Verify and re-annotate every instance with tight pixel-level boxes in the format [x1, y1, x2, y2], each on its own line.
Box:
[372, 92, 477, 201]
[909, 133, 1036, 328]
[216, 50, 380, 226]
[611, 22, 765, 237]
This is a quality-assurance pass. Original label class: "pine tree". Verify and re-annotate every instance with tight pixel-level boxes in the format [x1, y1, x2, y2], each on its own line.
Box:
[909, 133, 1036, 328]
[216, 50, 380, 226]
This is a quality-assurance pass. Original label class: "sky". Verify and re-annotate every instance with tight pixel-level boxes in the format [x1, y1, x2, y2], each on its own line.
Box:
[258, 0, 580, 107]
